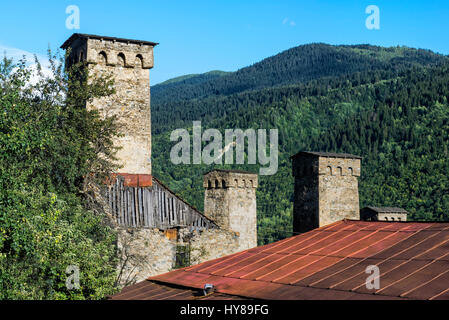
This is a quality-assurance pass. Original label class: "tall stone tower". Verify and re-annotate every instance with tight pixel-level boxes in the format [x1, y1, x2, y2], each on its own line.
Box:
[291, 152, 361, 233]
[61, 33, 158, 178]
[203, 170, 258, 251]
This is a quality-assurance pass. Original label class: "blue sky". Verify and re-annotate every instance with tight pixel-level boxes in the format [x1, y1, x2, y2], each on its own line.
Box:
[1, 0, 448, 84]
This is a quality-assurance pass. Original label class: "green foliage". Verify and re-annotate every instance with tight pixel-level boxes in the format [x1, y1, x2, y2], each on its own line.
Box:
[150, 44, 449, 245]
[0, 52, 120, 299]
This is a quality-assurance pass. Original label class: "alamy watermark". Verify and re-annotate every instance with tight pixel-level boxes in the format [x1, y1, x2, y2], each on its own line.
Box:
[66, 5, 80, 30]
[365, 5, 380, 30]
[66, 265, 80, 290]
[365, 265, 380, 290]
[170, 121, 278, 175]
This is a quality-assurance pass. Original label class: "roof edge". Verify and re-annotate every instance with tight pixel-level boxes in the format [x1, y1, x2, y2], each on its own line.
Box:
[290, 151, 362, 160]
[61, 33, 159, 49]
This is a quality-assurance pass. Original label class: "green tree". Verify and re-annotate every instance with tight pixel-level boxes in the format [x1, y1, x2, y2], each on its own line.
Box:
[0, 51, 120, 299]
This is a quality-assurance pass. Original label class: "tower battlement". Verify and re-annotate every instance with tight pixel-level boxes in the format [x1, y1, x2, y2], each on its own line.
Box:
[203, 169, 258, 189]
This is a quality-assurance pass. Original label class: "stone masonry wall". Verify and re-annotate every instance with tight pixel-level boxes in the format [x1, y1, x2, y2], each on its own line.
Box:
[293, 156, 320, 233]
[116, 227, 175, 286]
[318, 157, 361, 227]
[292, 154, 361, 233]
[203, 170, 258, 251]
[116, 226, 241, 287]
[179, 228, 240, 266]
[68, 37, 154, 175]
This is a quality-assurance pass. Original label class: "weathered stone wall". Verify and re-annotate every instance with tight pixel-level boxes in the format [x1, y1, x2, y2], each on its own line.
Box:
[292, 154, 361, 233]
[116, 227, 175, 286]
[116, 226, 241, 287]
[377, 213, 408, 221]
[203, 170, 258, 251]
[317, 157, 360, 227]
[67, 36, 154, 175]
[179, 228, 240, 266]
[292, 156, 319, 233]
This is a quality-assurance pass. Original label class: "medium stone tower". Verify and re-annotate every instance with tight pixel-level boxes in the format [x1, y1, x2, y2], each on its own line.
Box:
[61, 33, 158, 177]
[203, 170, 258, 251]
[291, 152, 361, 233]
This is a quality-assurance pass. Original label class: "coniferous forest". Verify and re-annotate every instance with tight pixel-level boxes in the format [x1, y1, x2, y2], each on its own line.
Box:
[150, 43, 449, 244]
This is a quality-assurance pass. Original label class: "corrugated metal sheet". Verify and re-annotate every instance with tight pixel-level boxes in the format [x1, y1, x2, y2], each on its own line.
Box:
[109, 280, 247, 300]
[112, 220, 449, 300]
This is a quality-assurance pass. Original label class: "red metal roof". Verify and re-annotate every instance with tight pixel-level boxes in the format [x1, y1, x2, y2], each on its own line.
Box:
[111, 220, 449, 300]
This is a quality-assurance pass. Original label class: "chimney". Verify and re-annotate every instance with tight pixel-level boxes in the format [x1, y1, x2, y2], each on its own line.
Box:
[291, 152, 361, 233]
[203, 170, 258, 251]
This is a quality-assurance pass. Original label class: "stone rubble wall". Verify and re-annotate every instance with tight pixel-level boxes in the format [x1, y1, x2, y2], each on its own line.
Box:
[203, 170, 258, 251]
[116, 227, 175, 286]
[178, 228, 240, 266]
[116, 226, 241, 287]
[82, 37, 154, 175]
[318, 157, 360, 227]
[293, 155, 361, 232]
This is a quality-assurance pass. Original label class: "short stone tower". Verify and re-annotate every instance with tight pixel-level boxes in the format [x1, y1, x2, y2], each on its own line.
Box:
[61, 34, 158, 175]
[203, 170, 258, 251]
[291, 152, 361, 233]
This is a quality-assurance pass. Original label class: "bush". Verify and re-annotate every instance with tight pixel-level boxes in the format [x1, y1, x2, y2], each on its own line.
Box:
[0, 51, 120, 299]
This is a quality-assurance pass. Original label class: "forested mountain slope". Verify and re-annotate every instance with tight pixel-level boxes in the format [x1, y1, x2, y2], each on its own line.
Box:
[152, 44, 447, 133]
[151, 43, 449, 244]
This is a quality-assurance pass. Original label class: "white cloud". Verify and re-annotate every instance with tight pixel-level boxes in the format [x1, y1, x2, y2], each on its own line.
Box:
[0, 44, 53, 85]
[0, 45, 46, 64]
[282, 17, 296, 27]
[26, 63, 55, 86]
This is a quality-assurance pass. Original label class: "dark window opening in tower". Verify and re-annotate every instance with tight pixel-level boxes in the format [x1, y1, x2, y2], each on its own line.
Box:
[135, 54, 144, 68]
[117, 53, 126, 67]
[98, 51, 107, 65]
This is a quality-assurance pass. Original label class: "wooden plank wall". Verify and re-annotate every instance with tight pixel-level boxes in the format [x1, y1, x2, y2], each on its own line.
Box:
[105, 177, 215, 231]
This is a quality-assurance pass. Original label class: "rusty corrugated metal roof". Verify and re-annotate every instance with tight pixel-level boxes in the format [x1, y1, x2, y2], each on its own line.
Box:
[109, 279, 248, 300]
[111, 220, 449, 300]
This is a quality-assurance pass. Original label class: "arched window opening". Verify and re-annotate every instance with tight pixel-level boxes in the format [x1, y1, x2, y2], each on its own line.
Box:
[337, 167, 342, 175]
[348, 167, 353, 176]
[207, 180, 212, 189]
[222, 180, 226, 188]
[215, 180, 219, 188]
[98, 51, 107, 65]
[135, 54, 144, 68]
[117, 53, 126, 67]
[327, 166, 332, 175]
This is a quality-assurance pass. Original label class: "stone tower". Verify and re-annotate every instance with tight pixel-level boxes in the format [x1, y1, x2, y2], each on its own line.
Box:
[61, 33, 158, 177]
[203, 170, 258, 251]
[291, 152, 361, 233]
